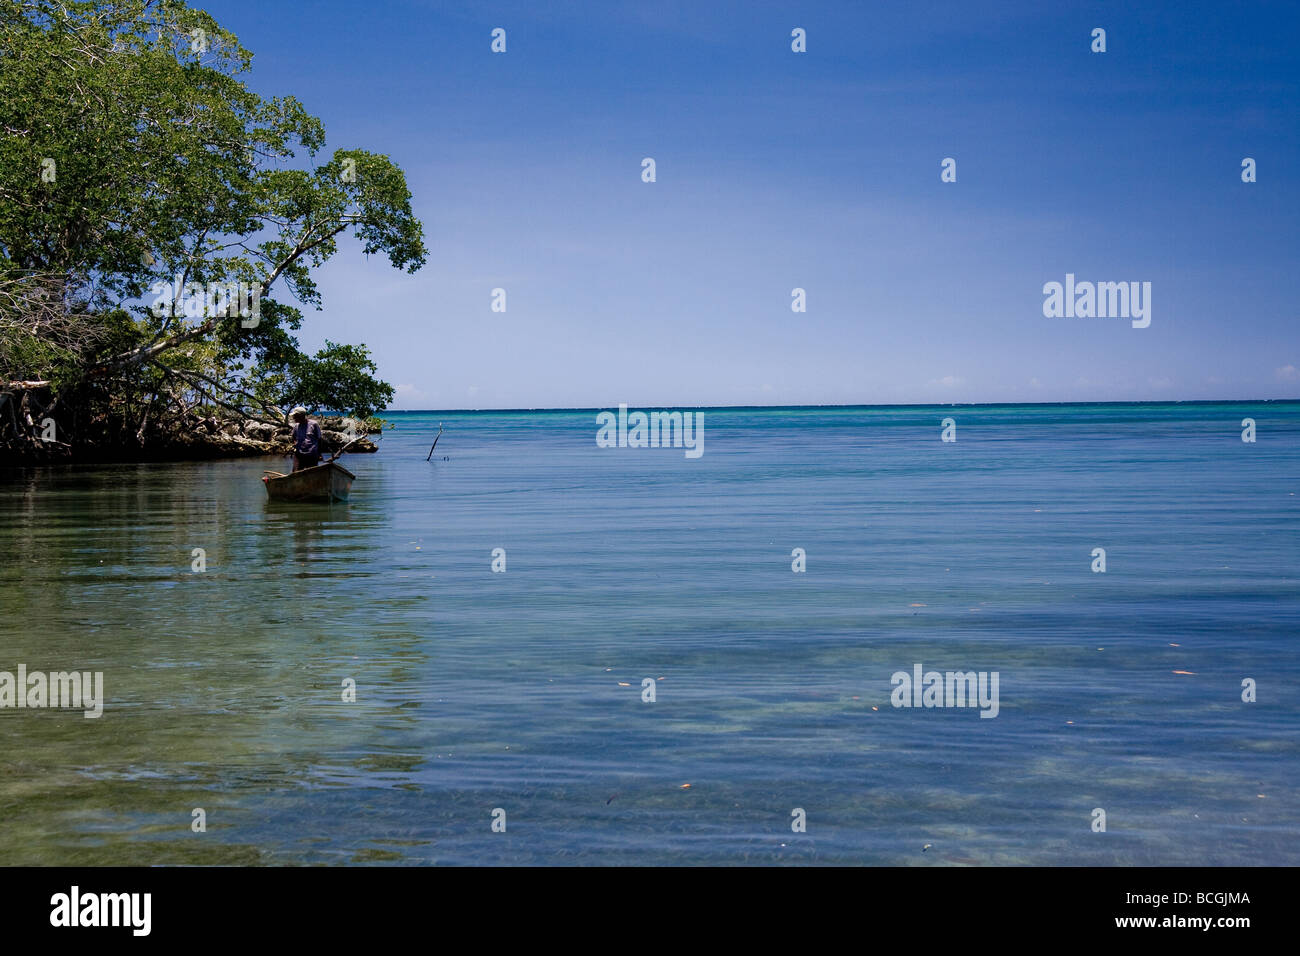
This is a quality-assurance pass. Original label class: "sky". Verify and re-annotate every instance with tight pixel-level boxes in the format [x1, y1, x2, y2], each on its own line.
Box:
[201, 0, 1299, 409]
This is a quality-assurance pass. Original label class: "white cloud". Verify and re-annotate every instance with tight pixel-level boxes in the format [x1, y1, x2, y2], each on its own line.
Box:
[928, 375, 964, 388]
[1276, 364, 1298, 382]
[394, 383, 427, 404]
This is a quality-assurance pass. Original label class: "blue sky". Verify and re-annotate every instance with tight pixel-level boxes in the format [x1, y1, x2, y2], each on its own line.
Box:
[204, 0, 1298, 409]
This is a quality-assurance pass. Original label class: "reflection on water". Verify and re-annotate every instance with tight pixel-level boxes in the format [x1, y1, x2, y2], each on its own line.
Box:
[1, 404, 1298, 864]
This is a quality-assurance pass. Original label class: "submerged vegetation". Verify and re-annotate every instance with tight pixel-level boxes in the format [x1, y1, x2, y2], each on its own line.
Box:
[0, 0, 425, 461]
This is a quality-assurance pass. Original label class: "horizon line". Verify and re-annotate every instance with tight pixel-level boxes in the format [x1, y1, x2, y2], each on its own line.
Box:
[379, 397, 1300, 414]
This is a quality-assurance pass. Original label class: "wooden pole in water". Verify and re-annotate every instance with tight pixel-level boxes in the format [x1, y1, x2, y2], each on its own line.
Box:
[326, 435, 364, 464]
[426, 423, 444, 461]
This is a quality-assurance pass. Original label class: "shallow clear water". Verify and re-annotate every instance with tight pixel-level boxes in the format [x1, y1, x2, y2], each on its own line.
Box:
[1, 402, 1297, 865]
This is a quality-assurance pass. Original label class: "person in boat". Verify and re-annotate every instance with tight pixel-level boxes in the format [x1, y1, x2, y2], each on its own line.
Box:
[289, 406, 323, 472]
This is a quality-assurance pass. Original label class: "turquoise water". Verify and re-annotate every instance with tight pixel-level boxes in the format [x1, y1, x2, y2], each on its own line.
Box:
[1, 402, 1297, 865]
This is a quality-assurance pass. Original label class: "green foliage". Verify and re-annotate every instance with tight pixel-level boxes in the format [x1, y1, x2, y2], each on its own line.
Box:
[270, 340, 394, 420]
[0, 0, 425, 451]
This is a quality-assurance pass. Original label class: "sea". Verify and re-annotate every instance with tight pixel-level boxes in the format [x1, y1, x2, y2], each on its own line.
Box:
[1, 402, 1297, 865]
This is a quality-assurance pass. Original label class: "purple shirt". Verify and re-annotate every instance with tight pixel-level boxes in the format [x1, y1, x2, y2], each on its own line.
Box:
[292, 420, 321, 456]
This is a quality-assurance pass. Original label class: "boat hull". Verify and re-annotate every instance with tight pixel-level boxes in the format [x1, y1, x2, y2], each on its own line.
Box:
[263, 461, 356, 502]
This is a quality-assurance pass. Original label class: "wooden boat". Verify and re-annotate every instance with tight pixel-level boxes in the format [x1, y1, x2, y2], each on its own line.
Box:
[262, 461, 356, 502]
